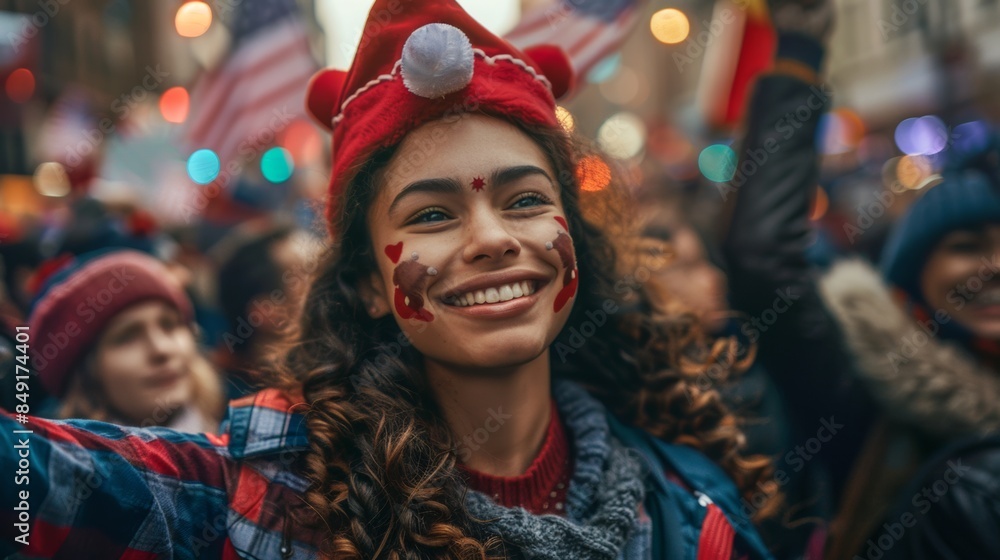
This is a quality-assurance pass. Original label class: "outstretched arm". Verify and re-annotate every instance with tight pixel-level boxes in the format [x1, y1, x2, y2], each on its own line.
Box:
[721, 0, 874, 494]
[1, 411, 233, 558]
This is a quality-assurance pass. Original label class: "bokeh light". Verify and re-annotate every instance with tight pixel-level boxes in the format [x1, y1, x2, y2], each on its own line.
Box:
[952, 120, 990, 155]
[5, 68, 35, 103]
[895, 115, 948, 155]
[576, 156, 612, 192]
[187, 149, 221, 184]
[810, 187, 829, 221]
[34, 162, 71, 197]
[599, 66, 641, 106]
[587, 53, 622, 84]
[817, 108, 866, 154]
[261, 147, 295, 183]
[159, 87, 190, 124]
[279, 120, 324, 164]
[597, 112, 647, 160]
[698, 144, 737, 183]
[555, 106, 575, 133]
[175, 1, 213, 38]
[650, 8, 690, 44]
[896, 154, 935, 189]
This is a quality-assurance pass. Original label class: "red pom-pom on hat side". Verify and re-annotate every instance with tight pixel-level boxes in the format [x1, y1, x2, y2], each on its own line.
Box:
[306, 68, 348, 132]
[523, 45, 575, 100]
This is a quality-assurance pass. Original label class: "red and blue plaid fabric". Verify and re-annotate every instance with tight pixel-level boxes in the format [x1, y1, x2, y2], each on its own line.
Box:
[1, 389, 322, 559]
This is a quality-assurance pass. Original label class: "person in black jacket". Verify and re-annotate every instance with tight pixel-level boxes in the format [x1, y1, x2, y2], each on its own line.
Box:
[723, 1, 1000, 558]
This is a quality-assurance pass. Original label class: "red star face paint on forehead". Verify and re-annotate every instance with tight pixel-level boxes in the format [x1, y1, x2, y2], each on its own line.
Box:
[548, 217, 578, 313]
[471, 176, 486, 192]
[391, 251, 436, 322]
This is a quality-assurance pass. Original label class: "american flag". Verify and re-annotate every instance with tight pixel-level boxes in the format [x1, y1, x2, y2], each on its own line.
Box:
[504, 0, 646, 86]
[181, 0, 317, 170]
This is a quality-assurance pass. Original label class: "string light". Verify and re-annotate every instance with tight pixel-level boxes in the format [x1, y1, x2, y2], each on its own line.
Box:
[650, 9, 690, 44]
[176, 1, 213, 38]
[261, 147, 295, 183]
[576, 156, 612, 192]
[187, 149, 221, 184]
[555, 106, 575, 133]
[159, 87, 190, 124]
[698, 144, 736, 182]
[5, 68, 35, 103]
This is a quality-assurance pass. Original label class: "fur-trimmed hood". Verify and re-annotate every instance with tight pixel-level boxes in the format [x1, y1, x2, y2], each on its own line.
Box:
[818, 259, 1000, 439]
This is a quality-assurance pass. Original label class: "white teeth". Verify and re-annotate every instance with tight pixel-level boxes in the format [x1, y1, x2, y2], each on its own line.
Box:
[499, 285, 514, 301]
[449, 281, 537, 307]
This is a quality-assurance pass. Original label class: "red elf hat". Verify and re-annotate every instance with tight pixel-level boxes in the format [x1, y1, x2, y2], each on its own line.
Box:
[306, 0, 575, 235]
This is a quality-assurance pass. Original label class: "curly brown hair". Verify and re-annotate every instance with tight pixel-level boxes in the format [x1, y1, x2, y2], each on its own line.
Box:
[264, 112, 777, 559]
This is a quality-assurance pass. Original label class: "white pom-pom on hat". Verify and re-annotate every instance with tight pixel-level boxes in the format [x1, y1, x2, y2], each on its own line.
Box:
[401, 23, 475, 99]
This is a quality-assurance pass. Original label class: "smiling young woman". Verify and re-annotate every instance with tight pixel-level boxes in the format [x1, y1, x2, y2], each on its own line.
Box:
[1, 2, 776, 559]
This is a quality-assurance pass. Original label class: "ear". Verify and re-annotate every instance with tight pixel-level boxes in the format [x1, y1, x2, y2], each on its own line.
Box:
[306, 68, 348, 132]
[358, 271, 391, 319]
[523, 45, 575, 100]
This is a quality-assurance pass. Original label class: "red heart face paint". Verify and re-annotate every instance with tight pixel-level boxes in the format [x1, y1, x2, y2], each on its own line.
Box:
[471, 176, 486, 192]
[384, 242, 404, 264]
[549, 216, 578, 313]
[392, 252, 436, 322]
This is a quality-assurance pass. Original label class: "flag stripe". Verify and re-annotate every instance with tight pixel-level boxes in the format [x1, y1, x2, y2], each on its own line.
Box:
[198, 48, 315, 151]
[210, 69, 315, 165]
[504, 0, 643, 84]
[180, 0, 317, 176]
[185, 27, 310, 144]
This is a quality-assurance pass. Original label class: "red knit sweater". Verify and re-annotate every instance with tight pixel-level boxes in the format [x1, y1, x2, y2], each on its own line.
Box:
[460, 400, 573, 516]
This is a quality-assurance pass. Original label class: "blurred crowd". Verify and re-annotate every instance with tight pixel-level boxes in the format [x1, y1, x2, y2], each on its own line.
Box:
[2, 0, 1000, 559]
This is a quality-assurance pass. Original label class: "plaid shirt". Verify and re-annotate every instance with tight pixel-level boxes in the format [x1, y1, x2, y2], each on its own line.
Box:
[1, 389, 323, 559]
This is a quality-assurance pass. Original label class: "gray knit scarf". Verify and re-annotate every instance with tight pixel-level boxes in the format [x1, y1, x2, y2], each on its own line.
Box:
[465, 380, 649, 560]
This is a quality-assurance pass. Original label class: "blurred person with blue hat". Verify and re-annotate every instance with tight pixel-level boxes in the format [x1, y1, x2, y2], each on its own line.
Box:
[817, 130, 1000, 559]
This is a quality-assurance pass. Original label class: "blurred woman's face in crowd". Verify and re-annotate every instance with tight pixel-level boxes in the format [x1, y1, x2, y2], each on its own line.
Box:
[93, 301, 197, 424]
[921, 224, 1000, 340]
[646, 224, 729, 334]
[365, 115, 575, 370]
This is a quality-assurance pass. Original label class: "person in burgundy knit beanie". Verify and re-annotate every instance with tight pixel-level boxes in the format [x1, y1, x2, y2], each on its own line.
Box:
[28, 249, 221, 431]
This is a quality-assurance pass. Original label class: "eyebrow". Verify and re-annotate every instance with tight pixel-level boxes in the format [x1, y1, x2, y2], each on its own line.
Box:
[388, 178, 464, 217]
[388, 165, 554, 217]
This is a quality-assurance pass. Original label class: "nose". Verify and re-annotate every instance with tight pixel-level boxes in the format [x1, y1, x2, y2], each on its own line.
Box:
[145, 326, 177, 362]
[461, 207, 522, 263]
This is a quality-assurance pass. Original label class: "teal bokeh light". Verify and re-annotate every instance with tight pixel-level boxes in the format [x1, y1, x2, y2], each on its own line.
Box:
[261, 147, 294, 183]
[698, 144, 737, 183]
[187, 149, 220, 185]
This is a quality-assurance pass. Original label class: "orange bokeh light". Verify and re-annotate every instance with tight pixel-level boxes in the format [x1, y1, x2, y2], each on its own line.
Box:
[650, 9, 690, 45]
[5, 68, 35, 103]
[279, 120, 324, 164]
[810, 187, 829, 221]
[576, 156, 612, 192]
[175, 1, 213, 38]
[159, 87, 190, 124]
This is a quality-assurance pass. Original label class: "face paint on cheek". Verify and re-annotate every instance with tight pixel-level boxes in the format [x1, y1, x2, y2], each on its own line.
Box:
[391, 252, 436, 322]
[384, 242, 404, 264]
[548, 217, 578, 313]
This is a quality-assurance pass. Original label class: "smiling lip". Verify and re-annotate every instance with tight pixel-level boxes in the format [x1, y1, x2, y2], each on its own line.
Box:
[444, 289, 542, 319]
[438, 270, 550, 319]
[439, 269, 550, 303]
[147, 370, 184, 388]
